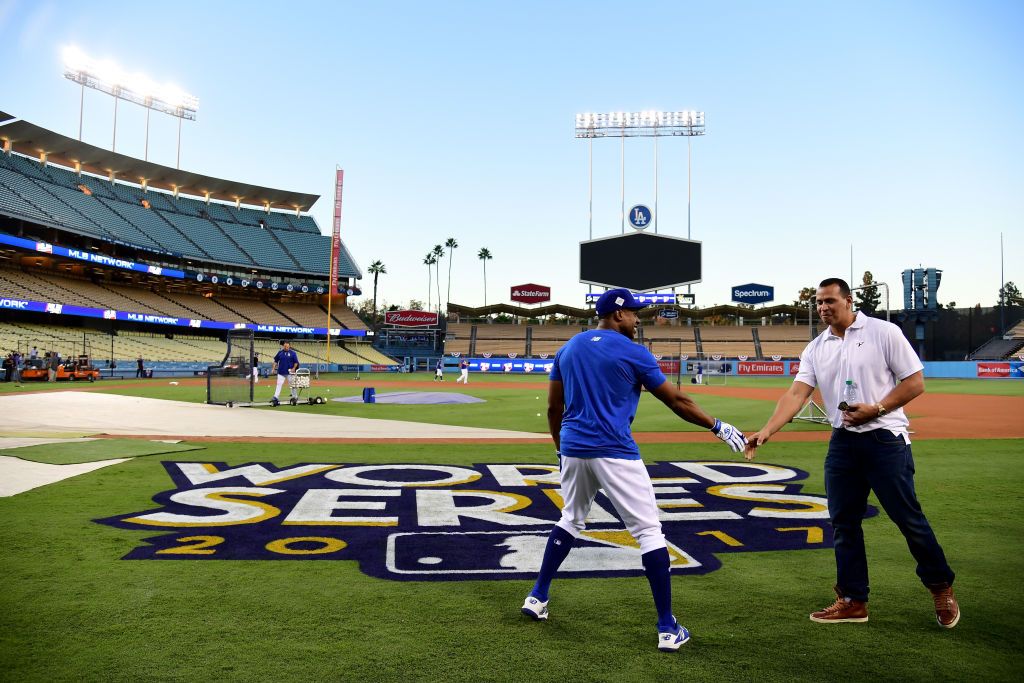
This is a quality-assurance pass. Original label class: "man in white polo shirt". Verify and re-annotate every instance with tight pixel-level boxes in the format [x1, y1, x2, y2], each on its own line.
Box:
[744, 278, 959, 629]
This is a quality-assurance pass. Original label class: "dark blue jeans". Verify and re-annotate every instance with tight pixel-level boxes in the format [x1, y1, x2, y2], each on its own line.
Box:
[825, 428, 954, 601]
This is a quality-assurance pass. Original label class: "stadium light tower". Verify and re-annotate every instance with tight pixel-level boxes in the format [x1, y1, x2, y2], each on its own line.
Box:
[575, 110, 704, 237]
[62, 46, 199, 167]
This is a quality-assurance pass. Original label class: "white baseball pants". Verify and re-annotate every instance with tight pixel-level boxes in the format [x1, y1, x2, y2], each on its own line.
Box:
[555, 456, 666, 554]
[274, 373, 296, 399]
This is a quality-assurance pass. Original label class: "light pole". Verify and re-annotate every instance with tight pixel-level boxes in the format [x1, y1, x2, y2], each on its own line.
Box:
[62, 46, 198, 166]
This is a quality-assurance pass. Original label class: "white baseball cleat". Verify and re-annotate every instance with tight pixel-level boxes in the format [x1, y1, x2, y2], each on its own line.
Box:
[657, 622, 691, 652]
[521, 596, 549, 621]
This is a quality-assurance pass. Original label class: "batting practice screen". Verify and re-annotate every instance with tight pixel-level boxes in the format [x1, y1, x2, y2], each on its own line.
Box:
[206, 330, 254, 406]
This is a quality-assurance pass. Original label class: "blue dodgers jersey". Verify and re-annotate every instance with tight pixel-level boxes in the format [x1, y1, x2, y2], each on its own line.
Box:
[274, 349, 299, 376]
[550, 329, 667, 459]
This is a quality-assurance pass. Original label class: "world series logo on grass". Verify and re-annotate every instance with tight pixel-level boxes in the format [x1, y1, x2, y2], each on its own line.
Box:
[97, 460, 875, 580]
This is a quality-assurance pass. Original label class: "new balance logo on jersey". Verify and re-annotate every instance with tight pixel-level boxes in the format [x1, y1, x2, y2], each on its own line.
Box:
[591, 336, 602, 342]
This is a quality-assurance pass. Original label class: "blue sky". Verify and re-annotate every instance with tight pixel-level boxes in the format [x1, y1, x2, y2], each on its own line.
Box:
[2, 0, 1020, 310]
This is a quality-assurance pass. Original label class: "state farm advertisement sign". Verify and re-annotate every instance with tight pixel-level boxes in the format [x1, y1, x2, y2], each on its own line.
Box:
[789, 361, 801, 375]
[738, 361, 785, 375]
[384, 310, 439, 327]
[510, 283, 551, 304]
[977, 362, 1010, 378]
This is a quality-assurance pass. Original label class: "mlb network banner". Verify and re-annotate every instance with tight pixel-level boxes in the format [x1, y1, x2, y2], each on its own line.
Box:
[0, 296, 366, 336]
[0, 232, 332, 294]
[0, 232, 185, 278]
[96, 459, 859, 580]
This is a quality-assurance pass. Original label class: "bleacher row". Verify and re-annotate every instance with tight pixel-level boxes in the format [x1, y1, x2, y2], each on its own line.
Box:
[445, 323, 814, 358]
[0, 322, 396, 367]
[0, 152, 349, 275]
[0, 266, 366, 330]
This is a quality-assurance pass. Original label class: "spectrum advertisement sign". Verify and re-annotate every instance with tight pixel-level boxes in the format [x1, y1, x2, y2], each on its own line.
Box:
[731, 283, 774, 305]
[0, 295, 366, 336]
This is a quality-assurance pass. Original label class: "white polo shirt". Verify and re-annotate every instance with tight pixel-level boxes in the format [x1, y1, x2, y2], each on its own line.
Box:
[795, 312, 923, 441]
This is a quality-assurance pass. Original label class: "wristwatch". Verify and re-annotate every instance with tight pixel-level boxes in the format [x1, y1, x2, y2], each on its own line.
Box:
[875, 403, 888, 417]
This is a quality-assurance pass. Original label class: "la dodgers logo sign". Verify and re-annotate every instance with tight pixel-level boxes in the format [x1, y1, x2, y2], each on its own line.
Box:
[96, 460, 873, 580]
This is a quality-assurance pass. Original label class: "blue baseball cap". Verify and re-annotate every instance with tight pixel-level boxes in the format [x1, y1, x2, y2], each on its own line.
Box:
[595, 288, 647, 317]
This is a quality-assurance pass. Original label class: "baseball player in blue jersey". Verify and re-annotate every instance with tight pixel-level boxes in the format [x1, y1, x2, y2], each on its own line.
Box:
[271, 341, 300, 406]
[521, 288, 748, 652]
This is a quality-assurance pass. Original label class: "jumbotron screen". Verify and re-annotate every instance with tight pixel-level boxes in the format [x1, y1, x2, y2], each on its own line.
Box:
[579, 232, 701, 291]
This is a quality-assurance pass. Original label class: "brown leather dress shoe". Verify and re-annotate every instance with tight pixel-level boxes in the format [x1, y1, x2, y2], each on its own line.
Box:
[810, 585, 869, 623]
[929, 583, 960, 628]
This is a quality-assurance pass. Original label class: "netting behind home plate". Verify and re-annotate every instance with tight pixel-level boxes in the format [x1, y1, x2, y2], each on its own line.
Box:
[206, 330, 254, 406]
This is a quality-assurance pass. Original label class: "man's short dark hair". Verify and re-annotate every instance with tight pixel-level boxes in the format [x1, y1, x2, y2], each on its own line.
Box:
[818, 278, 851, 297]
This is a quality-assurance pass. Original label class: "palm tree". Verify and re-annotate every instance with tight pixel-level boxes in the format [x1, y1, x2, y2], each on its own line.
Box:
[432, 244, 445, 312]
[444, 237, 458, 310]
[367, 260, 386, 323]
[478, 247, 493, 306]
[424, 253, 437, 310]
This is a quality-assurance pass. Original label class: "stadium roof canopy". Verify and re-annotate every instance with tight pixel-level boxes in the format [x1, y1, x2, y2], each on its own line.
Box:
[0, 112, 319, 211]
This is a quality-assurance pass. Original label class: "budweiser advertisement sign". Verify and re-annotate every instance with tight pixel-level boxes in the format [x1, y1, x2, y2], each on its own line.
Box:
[384, 310, 439, 327]
[510, 283, 551, 304]
[738, 361, 785, 375]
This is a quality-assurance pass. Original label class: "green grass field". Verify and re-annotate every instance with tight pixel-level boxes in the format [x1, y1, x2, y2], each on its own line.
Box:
[1, 376, 1022, 681]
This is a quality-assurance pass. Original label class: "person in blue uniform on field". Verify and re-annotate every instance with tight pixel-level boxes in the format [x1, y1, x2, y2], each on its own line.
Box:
[520, 288, 748, 652]
[272, 341, 300, 403]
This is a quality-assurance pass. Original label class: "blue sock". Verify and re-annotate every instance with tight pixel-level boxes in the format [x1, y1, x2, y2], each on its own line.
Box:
[642, 548, 676, 632]
[530, 526, 576, 602]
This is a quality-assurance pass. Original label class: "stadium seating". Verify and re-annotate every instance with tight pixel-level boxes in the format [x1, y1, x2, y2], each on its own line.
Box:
[437, 322, 819, 359]
[270, 229, 329, 273]
[1, 321, 394, 368]
[343, 343, 397, 365]
[0, 152, 340, 277]
[331, 306, 367, 330]
[156, 211, 253, 266]
[0, 169, 57, 225]
[288, 214, 321, 234]
[215, 297, 296, 326]
[41, 182, 164, 251]
[217, 221, 298, 271]
[104, 199, 205, 257]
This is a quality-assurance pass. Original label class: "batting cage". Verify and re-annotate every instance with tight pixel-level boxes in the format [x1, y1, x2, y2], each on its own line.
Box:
[683, 359, 731, 386]
[206, 330, 255, 406]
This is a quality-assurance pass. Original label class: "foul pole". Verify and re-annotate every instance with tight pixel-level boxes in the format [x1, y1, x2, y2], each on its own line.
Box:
[326, 168, 344, 366]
